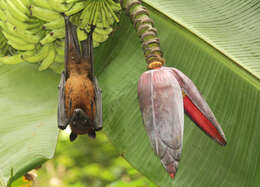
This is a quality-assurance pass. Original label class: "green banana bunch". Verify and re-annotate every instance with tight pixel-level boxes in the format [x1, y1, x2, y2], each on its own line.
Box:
[0, 0, 121, 73]
[0, 30, 9, 57]
[67, 0, 120, 47]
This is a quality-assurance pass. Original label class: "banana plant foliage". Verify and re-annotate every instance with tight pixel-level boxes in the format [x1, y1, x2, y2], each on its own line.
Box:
[0, 0, 260, 186]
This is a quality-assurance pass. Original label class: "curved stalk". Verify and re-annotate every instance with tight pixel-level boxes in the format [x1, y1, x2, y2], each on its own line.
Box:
[120, 0, 165, 69]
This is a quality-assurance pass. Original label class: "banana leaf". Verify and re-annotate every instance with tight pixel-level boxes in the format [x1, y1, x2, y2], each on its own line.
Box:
[1, 0, 260, 186]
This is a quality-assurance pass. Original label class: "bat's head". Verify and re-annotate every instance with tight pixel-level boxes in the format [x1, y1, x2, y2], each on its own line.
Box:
[69, 108, 96, 136]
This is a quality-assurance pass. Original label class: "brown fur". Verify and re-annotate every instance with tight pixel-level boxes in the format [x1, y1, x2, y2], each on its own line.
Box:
[64, 48, 96, 134]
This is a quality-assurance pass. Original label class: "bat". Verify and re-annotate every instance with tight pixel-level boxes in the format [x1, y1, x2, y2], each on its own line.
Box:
[57, 16, 102, 142]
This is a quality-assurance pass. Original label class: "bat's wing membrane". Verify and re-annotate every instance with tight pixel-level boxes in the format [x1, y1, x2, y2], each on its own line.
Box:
[94, 77, 103, 130]
[64, 16, 81, 79]
[58, 72, 68, 130]
[58, 16, 80, 130]
[81, 26, 102, 130]
[81, 26, 95, 80]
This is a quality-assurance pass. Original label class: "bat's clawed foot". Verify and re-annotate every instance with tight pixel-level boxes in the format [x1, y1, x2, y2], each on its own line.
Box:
[58, 124, 67, 130]
[70, 133, 77, 142]
[95, 126, 102, 131]
[88, 130, 96, 139]
[58, 120, 69, 130]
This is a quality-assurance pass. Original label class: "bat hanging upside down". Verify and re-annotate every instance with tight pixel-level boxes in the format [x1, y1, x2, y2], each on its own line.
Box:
[57, 16, 102, 142]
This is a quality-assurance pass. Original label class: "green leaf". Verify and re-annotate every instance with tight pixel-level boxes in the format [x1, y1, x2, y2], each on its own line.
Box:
[96, 4, 260, 187]
[0, 64, 59, 186]
[143, 0, 260, 79]
[1, 1, 260, 187]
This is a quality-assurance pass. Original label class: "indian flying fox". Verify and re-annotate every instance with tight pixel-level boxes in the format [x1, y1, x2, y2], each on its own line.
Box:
[57, 16, 102, 142]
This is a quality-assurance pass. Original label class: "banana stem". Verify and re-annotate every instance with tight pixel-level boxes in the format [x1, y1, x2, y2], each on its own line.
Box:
[120, 0, 165, 69]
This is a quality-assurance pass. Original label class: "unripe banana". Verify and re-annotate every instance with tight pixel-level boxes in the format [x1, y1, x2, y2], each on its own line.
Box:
[43, 17, 65, 30]
[54, 53, 64, 63]
[11, 0, 30, 15]
[29, 25, 44, 34]
[0, 0, 7, 9]
[21, 44, 50, 63]
[107, 0, 121, 12]
[95, 27, 113, 36]
[0, 45, 9, 57]
[55, 38, 64, 46]
[20, 0, 29, 7]
[40, 33, 56, 45]
[7, 40, 35, 50]
[0, 9, 6, 21]
[93, 32, 108, 43]
[30, 5, 62, 22]
[30, 0, 51, 9]
[52, 28, 65, 39]
[55, 46, 65, 57]
[76, 28, 87, 41]
[5, 11, 30, 30]
[0, 53, 27, 64]
[0, 33, 6, 44]
[65, 1, 86, 16]
[39, 44, 56, 71]
[2, 31, 31, 46]
[49, 62, 64, 74]
[0, 40, 7, 49]
[40, 28, 65, 45]
[6, 0, 29, 22]
[26, 21, 43, 30]
[100, 1, 109, 28]
[93, 41, 100, 48]
[0, 31, 8, 56]
[104, 1, 119, 23]
[47, 0, 72, 12]
[0, 22, 40, 44]
[65, 0, 80, 4]
[79, 2, 93, 27]
[102, 2, 114, 26]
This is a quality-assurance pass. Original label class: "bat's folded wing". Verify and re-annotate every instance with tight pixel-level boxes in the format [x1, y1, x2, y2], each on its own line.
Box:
[58, 72, 68, 130]
[94, 77, 103, 131]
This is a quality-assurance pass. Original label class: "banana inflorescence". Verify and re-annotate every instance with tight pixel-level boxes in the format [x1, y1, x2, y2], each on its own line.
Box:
[0, 0, 121, 73]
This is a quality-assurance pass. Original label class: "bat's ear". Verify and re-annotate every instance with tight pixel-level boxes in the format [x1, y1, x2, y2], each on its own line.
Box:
[70, 132, 77, 142]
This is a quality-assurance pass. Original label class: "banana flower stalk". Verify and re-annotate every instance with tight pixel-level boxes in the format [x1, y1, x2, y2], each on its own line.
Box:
[138, 65, 227, 179]
[120, 0, 227, 179]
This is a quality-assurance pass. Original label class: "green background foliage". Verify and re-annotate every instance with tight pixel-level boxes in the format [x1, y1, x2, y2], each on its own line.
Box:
[11, 132, 155, 187]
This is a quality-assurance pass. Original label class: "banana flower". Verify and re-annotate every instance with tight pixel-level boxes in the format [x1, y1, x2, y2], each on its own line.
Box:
[138, 66, 227, 179]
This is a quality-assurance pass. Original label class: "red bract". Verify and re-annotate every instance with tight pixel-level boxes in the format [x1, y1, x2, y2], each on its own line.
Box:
[171, 68, 227, 145]
[138, 66, 226, 179]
